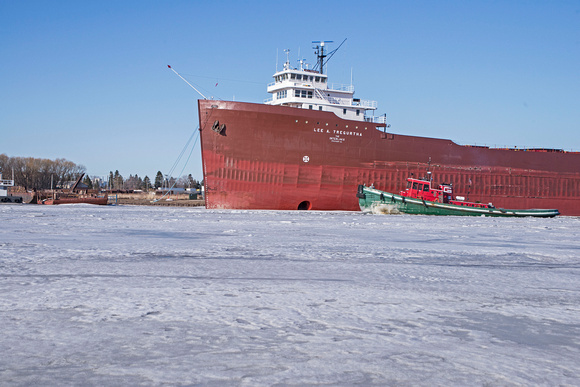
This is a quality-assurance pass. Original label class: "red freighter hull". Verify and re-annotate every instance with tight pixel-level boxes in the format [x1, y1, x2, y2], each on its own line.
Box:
[198, 100, 580, 216]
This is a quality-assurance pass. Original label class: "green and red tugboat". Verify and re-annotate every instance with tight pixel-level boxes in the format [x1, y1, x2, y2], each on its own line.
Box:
[357, 174, 559, 217]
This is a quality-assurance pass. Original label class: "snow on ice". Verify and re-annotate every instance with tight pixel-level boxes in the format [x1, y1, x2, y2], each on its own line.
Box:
[1, 204, 579, 385]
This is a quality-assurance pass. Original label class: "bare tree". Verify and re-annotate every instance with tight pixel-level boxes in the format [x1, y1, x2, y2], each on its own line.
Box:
[0, 154, 85, 189]
[176, 175, 190, 189]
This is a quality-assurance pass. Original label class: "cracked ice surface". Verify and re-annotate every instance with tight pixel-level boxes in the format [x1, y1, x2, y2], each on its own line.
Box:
[1, 204, 579, 385]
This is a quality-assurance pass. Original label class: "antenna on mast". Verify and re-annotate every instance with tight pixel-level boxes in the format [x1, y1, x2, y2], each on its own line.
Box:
[312, 38, 347, 74]
[298, 46, 301, 69]
[312, 40, 332, 74]
[283, 49, 290, 70]
[167, 65, 207, 100]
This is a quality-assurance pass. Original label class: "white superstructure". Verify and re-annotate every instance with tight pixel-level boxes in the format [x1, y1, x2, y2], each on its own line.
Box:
[0, 173, 15, 197]
[265, 42, 385, 123]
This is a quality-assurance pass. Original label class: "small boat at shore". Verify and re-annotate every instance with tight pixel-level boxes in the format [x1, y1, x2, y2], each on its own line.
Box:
[36, 173, 108, 206]
[39, 193, 108, 205]
[357, 175, 559, 217]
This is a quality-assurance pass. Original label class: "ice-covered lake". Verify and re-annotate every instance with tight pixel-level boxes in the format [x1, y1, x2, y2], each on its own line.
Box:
[1, 204, 579, 385]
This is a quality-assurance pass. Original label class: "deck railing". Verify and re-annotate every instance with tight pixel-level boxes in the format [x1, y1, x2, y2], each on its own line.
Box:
[327, 83, 354, 92]
[268, 81, 354, 93]
[354, 99, 377, 108]
[365, 115, 387, 124]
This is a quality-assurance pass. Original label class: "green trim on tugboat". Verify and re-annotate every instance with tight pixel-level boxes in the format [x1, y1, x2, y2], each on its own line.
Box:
[358, 186, 559, 217]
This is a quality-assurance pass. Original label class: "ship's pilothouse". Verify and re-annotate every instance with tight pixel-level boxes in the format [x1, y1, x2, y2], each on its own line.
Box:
[265, 41, 386, 124]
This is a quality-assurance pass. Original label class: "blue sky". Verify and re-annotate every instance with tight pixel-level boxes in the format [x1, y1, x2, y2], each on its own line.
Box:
[1, 1, 578, 181]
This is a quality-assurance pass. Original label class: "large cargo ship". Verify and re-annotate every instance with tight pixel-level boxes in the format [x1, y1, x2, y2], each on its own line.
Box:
[198, 42, 580, 215]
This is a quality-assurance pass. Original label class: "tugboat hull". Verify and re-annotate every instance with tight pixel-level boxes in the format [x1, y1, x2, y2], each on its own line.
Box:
[358, 186, 559, 218]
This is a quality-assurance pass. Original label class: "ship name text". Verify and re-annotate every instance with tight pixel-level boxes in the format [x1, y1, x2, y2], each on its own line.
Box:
[313, 128, 363, 137]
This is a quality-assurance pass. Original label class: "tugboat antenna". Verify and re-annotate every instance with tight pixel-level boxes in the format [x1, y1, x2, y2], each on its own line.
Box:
[167, 65, 207, 100]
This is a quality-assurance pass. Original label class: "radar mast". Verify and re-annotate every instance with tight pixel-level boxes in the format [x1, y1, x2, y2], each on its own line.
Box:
[312, 39, 347, 74]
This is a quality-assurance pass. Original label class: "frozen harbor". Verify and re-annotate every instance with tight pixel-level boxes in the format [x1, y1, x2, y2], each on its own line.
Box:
[1, 204, 579, 386]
